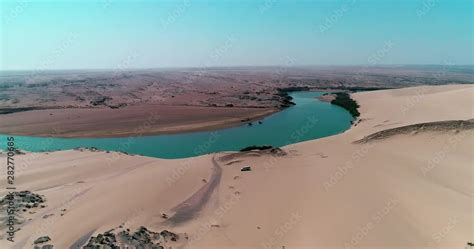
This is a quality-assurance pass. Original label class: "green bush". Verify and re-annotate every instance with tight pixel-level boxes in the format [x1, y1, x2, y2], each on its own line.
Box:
[331, 92, 360, 118]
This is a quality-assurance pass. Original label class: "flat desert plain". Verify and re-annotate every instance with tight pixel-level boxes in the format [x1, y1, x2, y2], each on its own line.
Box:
[0, 85, 473, 248]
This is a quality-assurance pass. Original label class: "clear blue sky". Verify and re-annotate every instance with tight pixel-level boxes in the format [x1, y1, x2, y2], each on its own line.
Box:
[0, 0, 472, 70]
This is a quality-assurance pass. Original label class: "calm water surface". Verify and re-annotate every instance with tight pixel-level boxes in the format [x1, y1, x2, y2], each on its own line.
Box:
[0, 92, 353, 159]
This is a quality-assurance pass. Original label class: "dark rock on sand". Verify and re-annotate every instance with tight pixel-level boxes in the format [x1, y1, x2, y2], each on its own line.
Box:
[83, 231, 118, 249]
[83, 226, 178, 249]
[0, 191, 46, 228]
[160, 230, 179, 242]
[241, 166, 252, 172]
[34, 236, 51, 244]
[34, 245, 54, 249]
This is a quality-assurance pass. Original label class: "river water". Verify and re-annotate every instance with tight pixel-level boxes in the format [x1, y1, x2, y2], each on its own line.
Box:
[0, 92, 353, 159]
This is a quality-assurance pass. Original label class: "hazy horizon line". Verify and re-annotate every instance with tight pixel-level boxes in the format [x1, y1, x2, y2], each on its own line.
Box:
[1, 63, 473, 73]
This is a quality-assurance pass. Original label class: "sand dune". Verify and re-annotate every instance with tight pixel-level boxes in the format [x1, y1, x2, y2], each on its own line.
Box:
[0, 85, 472, 249]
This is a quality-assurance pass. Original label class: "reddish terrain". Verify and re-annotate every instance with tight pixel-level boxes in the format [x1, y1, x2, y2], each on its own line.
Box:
[0, 66, 472, 137]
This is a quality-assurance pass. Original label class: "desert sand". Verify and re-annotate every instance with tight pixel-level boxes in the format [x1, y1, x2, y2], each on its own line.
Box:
[0, 84, 472, 248]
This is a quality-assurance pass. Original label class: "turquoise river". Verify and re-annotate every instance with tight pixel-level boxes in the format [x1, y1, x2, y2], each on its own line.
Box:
[0, 92, 353, 159]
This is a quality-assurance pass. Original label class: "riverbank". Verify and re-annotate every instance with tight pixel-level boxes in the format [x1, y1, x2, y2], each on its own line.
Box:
[0, 89, 348, 139]
[0, 92, 353, 159]
[0, 84, 472, 248]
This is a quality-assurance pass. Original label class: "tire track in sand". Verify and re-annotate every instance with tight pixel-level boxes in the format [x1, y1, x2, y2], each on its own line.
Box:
[168, 155, 222, 225]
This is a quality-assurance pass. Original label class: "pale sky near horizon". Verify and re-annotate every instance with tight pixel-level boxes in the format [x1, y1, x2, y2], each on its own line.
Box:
[0, 0, 472, 70]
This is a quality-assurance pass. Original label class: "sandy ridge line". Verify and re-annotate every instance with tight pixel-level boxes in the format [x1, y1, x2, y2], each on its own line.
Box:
[354, 119, 474, 143]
